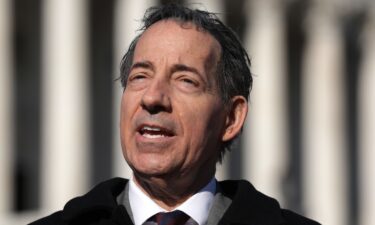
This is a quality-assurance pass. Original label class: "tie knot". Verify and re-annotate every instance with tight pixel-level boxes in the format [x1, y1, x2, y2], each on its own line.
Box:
[153, 210, 190, 225]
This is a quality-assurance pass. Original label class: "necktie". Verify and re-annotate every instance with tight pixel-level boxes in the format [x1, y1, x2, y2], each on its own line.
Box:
[149, 210, 191, 225]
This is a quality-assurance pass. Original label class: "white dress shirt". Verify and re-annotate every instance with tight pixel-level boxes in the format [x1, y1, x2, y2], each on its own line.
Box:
[128, 177, 216, 225]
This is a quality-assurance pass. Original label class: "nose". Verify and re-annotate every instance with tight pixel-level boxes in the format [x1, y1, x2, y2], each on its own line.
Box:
[141, 78, 172, 114]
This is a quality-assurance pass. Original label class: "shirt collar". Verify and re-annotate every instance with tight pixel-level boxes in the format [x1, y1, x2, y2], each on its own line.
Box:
[128, 177, 216, 225]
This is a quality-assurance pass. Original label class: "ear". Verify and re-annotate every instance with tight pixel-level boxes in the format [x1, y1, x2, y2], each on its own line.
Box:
[222, 96, 248, 142]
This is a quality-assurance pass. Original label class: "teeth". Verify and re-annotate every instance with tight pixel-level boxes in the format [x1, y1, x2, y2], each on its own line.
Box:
[140, 125, 169, 138]
[142, 126, 161, 132]
[143, 133, 166, 138]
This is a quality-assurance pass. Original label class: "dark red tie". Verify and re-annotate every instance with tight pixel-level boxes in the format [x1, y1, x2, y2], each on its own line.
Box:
[152, 210, 190, 225]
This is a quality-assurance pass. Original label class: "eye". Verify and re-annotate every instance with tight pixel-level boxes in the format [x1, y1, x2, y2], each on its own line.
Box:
[126, 73, 150, 90]
[181, 78, 197, 86]
[175, 75, 202, 93]
[177, 75, 199, 87]
[128, 73, 147, 82]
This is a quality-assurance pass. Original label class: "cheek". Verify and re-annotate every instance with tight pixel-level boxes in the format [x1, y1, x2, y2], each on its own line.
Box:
[120, 92, 138, 140]
[182, 103, 225, 146]
[121, 90, 141, 119]
[120, 99, 129, 132]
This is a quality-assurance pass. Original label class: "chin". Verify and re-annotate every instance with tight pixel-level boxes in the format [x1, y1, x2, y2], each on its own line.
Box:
[131, 160, 168, 175]
[134, 163, 182, 181]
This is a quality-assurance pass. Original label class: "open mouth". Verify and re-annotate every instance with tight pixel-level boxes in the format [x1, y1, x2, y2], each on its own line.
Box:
[138, 125, 175, 139]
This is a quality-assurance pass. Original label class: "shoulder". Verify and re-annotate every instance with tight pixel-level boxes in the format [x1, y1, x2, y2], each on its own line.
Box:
[28, 211, 65, 225]
[281, 209, 321, 225]
[28, 178, 129, 225]
[217, 179, 321, 225]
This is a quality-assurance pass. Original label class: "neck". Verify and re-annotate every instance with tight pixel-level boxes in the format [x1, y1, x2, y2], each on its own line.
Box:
[133, 167, 215, 211]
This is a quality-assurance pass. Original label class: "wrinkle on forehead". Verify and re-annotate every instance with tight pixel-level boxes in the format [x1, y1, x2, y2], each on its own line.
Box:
[138, 20, 221, 58]
[134, 20, 222, 92]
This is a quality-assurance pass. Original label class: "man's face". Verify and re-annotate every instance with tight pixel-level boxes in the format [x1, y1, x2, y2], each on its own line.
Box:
[120, 20, 227, 182]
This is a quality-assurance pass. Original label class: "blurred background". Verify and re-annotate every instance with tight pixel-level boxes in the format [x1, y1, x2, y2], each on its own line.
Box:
[0, 0, 374, 224]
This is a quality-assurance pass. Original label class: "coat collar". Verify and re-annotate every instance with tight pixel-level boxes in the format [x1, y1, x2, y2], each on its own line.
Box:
[61, 178, 286, 225]
[62, 178, 131, 224]
[218, 180, 285, 225]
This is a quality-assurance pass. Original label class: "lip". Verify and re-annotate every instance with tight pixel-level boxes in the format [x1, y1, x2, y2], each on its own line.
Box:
[136, 123, 175, 136]
[135, 123, 176, 143]
[135, 131, 176, 142]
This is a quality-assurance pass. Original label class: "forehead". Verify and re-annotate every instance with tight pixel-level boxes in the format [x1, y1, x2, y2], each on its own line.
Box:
[134, 19, 221, 69]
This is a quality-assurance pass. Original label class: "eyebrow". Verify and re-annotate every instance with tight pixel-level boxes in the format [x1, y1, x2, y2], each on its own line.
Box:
[172, 63, 209, 87]
[131, 61, 201, 76]
[171, 64, 201, 77]
[130, 61, 154, 71]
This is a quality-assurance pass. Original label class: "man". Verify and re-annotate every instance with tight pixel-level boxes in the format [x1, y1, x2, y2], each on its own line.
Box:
[30, 4, 320, 225]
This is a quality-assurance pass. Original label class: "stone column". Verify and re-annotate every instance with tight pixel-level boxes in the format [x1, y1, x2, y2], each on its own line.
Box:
[0, 0, 13, 213]
[301, 3, 347, 224]
[358, 9, 375, 225]
[243, 0, 288, 203]
[41, 0, 89, 211]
